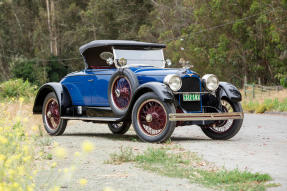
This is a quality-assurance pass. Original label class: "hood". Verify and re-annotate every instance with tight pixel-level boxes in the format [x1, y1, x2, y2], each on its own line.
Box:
[129, 67, 198, 77]
[128, 67, 200, 85]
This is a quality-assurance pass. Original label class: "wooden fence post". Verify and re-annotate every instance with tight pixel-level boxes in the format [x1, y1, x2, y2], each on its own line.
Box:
[252, 84, 255, 98]
[244, 75, 247, 97]
[244, 85, 247, 97]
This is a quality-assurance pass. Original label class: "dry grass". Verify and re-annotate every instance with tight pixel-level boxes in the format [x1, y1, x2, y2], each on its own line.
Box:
[241, 89, 287, 103]
[2, 102, 43, 134]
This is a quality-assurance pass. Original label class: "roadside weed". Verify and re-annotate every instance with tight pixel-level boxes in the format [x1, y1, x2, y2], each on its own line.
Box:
[0, 102, 36, 190]
[108, 147, 275, 191]
[106, 146, 134, 164]
[0, 99, 95, 190]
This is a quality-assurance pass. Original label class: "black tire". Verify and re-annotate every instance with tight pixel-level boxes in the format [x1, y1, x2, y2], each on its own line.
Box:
[108, 69, 139, 116]
[132, 92, 176, 143]
[200, 99, 243, 140]
[42, 92, 67, 136]
[108, 121, 132, 134]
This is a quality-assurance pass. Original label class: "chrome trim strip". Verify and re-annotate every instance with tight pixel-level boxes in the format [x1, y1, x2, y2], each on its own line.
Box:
[61, 116, 120, 122]
[86, 107, 112, 110]
[169, 112, 244, 121]
[173, 92, 210, 94]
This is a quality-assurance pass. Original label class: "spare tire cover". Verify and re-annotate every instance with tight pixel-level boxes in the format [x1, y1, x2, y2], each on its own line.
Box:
[108, 69, 139, 116]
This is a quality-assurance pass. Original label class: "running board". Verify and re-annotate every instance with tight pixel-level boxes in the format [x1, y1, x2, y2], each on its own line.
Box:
[169, 112, 244, 121]
[61, 116, 120, 122]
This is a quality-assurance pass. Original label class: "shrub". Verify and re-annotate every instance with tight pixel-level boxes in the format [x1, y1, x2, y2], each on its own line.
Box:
[10, 56, 69, 85]
[0, 79, 37, 99]
[242, 101, 259, 113]
[280, 77, 287, 88]
[243, 97, 287, 113]
[10, 57, 47, 85]
[255, 104, 267, 113]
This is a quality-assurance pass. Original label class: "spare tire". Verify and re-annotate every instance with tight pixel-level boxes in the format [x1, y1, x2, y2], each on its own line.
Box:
[108, 69, 139, 116]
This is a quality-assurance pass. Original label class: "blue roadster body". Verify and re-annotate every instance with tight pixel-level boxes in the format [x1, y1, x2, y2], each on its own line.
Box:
[60, 67, 199, 107]
[33, 40, 244, 142]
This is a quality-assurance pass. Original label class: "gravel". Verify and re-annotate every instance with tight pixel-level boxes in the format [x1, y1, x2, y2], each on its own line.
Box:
[35, 113, 287, 191]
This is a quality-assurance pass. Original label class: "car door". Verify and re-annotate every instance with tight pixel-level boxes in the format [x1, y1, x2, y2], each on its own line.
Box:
[61, 71, 92, 106]
[85, 68, 116, 106]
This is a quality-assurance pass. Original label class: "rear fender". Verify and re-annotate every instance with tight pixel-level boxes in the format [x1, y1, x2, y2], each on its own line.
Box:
[33, 83, 71, 115]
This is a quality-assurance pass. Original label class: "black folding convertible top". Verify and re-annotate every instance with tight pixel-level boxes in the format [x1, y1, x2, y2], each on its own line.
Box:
[79, 40, 166, 55]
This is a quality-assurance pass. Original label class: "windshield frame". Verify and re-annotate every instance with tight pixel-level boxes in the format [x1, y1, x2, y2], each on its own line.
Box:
[112, 47, 166, 68]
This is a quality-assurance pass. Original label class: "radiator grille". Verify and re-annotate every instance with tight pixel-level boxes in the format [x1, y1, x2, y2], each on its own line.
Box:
[179, 77, 201, 112]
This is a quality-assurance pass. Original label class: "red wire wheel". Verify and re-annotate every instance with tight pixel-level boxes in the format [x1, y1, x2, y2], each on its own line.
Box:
[200, 98, 243, 140]
[209, 99, 235, 134]
[111, 76, 132, 110]
[44, 98, 60, 130]
[137, 99, 167, 136]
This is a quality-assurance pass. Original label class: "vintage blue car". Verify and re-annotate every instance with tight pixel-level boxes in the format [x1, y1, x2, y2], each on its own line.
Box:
[33, 40, 244, 143]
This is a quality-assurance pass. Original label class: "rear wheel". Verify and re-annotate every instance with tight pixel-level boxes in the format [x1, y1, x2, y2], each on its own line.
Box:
[42, 92, 67, 136]
[200, 99, 243, 140]
[108, 121, 131, 134]
[132, 92, 176, 143]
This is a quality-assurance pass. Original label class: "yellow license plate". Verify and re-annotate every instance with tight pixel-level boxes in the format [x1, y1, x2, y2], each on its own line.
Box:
[183, 93, 200, 101]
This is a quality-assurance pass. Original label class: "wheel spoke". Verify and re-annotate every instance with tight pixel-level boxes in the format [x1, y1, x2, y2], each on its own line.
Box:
[137, 100, 167, 136]
[209, 100, 235, 133]
[45, 98, 60, 130]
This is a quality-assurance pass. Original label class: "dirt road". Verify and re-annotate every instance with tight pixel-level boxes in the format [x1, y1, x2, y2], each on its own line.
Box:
[36, 114, 287, 191]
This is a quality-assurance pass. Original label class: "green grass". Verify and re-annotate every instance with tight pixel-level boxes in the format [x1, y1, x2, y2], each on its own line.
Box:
[242, 98, 287, 113]
[108, 147, 276, 191]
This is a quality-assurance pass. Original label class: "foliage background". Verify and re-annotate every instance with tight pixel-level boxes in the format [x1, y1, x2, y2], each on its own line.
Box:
[0, 0, 286, 87]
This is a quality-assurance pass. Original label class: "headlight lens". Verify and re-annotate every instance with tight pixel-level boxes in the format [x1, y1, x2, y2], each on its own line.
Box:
[164, 74, 182, 91]
[202, 74, 219, 91]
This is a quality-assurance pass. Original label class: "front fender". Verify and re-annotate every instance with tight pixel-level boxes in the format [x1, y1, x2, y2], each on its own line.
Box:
[120, 82, 174, 121]
[33, 82, 71, 115]
[134, 82, 174, 103]
[217, 82, 242, 102]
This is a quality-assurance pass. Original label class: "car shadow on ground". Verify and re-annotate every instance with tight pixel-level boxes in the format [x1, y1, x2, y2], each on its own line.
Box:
[61, 132, 213, 143]
[62, 133, 140, 142]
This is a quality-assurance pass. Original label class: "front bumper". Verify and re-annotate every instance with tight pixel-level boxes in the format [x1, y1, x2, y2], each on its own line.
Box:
[169, 112, 244, 121]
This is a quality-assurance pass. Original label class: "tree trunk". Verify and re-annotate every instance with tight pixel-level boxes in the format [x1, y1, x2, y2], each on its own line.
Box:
[0, 57, 9, 81]
[46, 0, 58, 56]
[51, 0, 58, 56]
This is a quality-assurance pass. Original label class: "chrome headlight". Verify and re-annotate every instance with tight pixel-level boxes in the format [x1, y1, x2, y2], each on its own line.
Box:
[164, 74, 182, 91]
[202, 74, 219, 91]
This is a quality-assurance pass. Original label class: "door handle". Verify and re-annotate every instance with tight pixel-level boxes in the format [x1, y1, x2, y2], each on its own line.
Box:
[88, 79, 94, 82]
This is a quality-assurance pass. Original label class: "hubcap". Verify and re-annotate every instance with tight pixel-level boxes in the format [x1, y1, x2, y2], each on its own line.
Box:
[115, 89, 121, 97]
[137, 99, 167, 136]
[146, 114, 152, 122]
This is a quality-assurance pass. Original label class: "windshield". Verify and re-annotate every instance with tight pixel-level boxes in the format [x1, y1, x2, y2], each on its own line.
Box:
[113, 49, 165, 68]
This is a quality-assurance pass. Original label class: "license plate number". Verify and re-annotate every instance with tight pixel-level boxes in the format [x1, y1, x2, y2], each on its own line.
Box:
[183, 93, 200, 101]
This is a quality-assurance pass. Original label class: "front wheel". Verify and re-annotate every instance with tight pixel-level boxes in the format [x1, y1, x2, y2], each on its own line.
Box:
[42, 92, 67, 136]
[200, 99, 243, 140]
[132, 92, 176, 143]
[108, 121, 131, 134]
